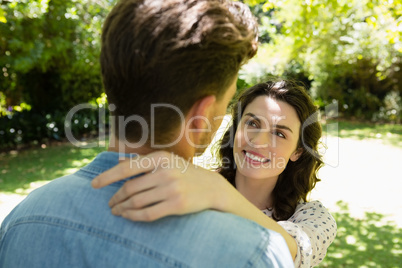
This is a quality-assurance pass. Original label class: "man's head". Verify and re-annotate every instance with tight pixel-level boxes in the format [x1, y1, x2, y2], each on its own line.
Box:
[101, 0, 258, 154]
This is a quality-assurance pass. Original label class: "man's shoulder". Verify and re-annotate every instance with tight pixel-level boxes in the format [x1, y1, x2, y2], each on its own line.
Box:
[1, 173, 99, 225]
[16, 173, 91, 206]
[1, 174, 293, 268]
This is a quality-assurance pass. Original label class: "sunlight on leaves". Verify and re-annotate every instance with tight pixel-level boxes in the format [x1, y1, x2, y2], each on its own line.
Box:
[0, 7, 6, 23]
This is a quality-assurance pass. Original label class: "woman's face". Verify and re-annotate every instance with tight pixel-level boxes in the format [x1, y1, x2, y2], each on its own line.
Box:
[233, 96, 302, 180]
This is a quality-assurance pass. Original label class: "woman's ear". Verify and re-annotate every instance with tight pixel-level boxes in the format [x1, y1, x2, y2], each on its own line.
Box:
[290, 148, 303, 162]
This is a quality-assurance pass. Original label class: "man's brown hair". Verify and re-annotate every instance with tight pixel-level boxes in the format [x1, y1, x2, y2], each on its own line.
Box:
[101, 0, 258, 146]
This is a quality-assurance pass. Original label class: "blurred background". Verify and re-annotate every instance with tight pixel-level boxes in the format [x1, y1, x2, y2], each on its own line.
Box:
[0, 0, 401, 267]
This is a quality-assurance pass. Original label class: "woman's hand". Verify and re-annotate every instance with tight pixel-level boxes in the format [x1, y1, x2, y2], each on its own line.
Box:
[92, 151, 230, 222]
[92, 151, 297, 259]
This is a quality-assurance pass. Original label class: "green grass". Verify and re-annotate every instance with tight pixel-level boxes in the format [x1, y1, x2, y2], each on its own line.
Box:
[323, 120, 402, 147]
[0, 140, 106, 194]
[318, 201, 402, 268]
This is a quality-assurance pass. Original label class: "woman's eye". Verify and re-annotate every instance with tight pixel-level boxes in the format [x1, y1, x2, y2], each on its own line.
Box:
[273, 130, 285, 138]
[245, 120, 258, 128]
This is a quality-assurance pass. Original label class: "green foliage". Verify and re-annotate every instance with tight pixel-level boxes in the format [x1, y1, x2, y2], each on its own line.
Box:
[241, 0, 402, 122]
[1, 0, 402, 153]
[0, 6, 6, 23]
[0, 105, 109, 150]
[0, 0, 115, 113]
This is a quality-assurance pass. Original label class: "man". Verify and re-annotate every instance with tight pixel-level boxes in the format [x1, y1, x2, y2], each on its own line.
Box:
[0, 0, 293, 267]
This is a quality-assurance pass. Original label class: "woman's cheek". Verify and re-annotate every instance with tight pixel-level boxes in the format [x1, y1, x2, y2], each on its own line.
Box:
[234, 129, 245, 149]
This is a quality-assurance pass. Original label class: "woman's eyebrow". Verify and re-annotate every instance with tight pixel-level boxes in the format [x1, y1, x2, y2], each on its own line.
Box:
[244, 112, 293, 133]
[244, 112, 260, 123]
[274, 124, 293, 133]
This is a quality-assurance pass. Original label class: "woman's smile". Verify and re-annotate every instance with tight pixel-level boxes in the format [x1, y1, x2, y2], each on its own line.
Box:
[243, 150, 270, 164]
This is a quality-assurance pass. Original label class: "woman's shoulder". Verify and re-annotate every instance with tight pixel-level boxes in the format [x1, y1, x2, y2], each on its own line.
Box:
[287, 200, 332, 221]
[295, 200, 325, 210]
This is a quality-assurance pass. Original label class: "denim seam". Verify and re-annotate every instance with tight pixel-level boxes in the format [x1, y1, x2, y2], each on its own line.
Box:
[75, 169, 99, 179]
[5, 215, 190, 268]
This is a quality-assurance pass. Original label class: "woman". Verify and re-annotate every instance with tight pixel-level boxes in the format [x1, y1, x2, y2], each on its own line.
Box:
[92, 79, 337, 267]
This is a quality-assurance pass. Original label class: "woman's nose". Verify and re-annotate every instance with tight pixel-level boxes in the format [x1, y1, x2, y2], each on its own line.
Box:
[247, 129, 272, 149]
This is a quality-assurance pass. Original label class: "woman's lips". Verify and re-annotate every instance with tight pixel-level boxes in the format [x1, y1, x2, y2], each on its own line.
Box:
[243, 150, 270, 164]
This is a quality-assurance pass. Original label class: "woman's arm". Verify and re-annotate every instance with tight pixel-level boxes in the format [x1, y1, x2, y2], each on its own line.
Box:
[276, 201, 337, 267]
[92, 151, 297, 259]
[215, 178, 298, 260]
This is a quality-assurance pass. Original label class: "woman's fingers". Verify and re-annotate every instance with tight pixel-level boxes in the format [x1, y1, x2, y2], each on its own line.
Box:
[120, 196, 188, 222]
[108, 169, 172, 207]
[111, 185, 167, 215]
[90, 150, 218, 222]
[110, 172, 191, 219]
[92, 151, 172, 189]
[91, 160, 136, 188]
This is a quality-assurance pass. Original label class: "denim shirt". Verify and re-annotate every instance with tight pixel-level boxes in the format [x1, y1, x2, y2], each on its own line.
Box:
[0, 152, 293, 268]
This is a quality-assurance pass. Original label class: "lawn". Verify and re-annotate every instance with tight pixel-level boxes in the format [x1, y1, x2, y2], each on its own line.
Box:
[0, 141, 106, 194]
[318, 201, 401, 267]
[324, 120, 402, 148]
[0, 120, 401, 267]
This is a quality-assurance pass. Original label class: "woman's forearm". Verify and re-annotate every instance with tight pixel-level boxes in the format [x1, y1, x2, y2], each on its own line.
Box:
[213, 178, 297, 260]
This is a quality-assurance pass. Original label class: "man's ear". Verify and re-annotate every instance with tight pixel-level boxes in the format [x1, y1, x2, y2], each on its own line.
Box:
[186, 95, 216, 129]
[290, 148, 303, 162]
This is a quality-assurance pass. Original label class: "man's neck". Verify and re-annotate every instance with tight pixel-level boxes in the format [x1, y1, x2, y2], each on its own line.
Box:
[107, 135, 194, 161]
[107, 143, 154, 156]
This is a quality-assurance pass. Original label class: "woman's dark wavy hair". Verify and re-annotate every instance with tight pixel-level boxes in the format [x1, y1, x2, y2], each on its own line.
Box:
[216, 79, 323, 221]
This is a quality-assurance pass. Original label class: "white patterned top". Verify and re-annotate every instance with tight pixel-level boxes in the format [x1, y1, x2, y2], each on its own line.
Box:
[262, 200, 336, 268]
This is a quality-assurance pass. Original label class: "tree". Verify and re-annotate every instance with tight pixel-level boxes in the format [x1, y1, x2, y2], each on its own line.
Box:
[242, 0, 402, 121]
[0, 0, 115, 114]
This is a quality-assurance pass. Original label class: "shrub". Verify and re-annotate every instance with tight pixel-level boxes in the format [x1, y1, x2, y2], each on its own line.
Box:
[0, 106, 109, 151]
